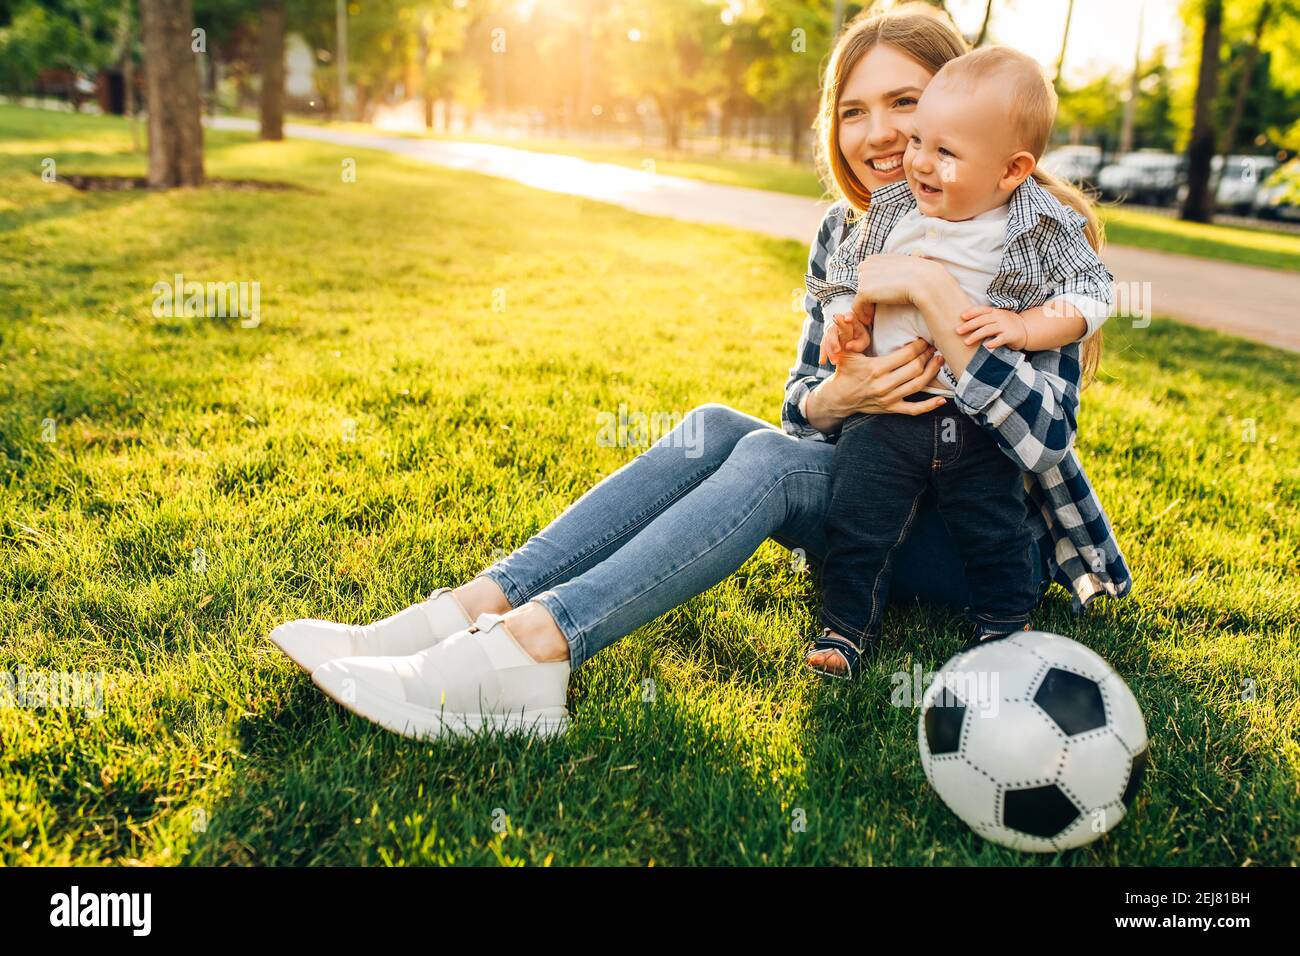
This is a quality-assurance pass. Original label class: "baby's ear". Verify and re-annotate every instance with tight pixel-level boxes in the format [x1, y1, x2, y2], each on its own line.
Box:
[1001, 151, 1036, 191]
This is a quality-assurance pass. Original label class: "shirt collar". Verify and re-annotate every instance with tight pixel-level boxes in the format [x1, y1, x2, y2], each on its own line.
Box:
[1006, 174, 1080, 239]
[864, 174, 1078, 234]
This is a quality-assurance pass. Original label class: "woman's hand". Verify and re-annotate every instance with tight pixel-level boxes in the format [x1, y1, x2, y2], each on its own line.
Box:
[838, 340, 948, 414]
[803, 337, 948, 432]
[856, 253, 945, 308]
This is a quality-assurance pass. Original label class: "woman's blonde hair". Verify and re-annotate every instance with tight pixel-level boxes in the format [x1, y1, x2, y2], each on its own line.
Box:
[938, 46, 1105, 382]
[814, 2, 967, 213]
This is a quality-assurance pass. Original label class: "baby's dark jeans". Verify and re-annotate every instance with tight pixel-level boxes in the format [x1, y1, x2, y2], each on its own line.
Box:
[821, 394, 1039, 645]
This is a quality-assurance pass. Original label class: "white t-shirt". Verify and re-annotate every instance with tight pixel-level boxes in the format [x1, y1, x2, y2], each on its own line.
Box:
[821, 204, 1009, 396]
[819, 203, 1107, 397]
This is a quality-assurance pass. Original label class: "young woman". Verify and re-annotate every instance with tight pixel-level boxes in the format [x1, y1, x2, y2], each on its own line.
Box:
[270, 3, 1130, 738]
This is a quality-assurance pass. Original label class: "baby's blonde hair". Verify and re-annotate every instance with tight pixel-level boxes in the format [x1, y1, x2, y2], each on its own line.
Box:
[935, 46, 1104, 383]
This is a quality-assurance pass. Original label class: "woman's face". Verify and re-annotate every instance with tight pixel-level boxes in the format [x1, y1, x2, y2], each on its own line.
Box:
[836, 43, 936, 193]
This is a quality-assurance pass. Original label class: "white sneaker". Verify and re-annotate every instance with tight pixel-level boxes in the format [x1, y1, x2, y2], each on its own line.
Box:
[311, 613, 570, 740]
[268, 588, 471, 674]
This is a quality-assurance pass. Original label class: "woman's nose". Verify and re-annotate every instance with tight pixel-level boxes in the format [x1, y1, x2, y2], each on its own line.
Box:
[866, 116, 900, 149]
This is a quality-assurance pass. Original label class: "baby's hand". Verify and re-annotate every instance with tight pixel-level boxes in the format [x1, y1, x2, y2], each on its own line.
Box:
[956, 306, 1029, 350]
[820, 310, 873, 365]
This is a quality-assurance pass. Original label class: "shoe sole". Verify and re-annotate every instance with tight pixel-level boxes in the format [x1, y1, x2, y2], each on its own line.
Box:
[311, 667, 568, 741]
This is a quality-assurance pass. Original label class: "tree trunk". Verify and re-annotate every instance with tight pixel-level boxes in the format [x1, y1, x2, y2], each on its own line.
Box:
[1054, 0, 1075, 86]
[419, 23, 434, 129]
[975, 0, 994, 47]
[655, 96, 680, 151]
[789, 105, 803, 163]
[139, 0, 204, 188]
[1119, 0, 1145, 154]
[1181, 0, 1223, 223]
[259, 0, 286, 140]
[206, 36, 220, 117]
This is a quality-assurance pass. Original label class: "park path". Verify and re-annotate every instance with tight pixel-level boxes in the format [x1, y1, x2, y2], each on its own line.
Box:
[211, 117, 1300, 352]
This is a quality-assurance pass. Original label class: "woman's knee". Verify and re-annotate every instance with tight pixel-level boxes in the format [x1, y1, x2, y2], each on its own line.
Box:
[720, 427, 805, 479]
[674, 403, 768, 461]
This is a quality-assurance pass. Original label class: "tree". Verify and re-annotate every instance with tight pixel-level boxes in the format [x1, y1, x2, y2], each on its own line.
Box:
[746, 0, 832, 162]
[0, 0, 117, 103]
[615, 0, 727, 151]
[1219, 0, 1274, 157]
[1181, 0, 1223, 222]
[1185, 0, 1222, 221]
[1054, 0, 1075, 86]
[974, 0, 994, 47]
[139, 0, 205, 187]
[259, 0, 285, 138]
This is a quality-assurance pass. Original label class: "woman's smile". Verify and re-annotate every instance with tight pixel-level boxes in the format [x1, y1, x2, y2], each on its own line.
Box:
[868, 152, 906, 178]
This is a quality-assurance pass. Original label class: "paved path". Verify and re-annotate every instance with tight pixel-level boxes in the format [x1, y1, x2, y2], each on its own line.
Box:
[211, 117, 1300, 352]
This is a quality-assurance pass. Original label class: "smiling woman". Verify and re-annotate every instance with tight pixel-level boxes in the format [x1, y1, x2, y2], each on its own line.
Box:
[814, 4, 967, 210]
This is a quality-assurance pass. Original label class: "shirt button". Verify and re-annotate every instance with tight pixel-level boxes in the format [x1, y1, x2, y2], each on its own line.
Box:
[926, 228, 938, 241]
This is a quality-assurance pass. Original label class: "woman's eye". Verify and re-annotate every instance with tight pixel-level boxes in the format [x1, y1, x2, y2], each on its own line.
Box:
[841, 107, 863, 119]
[894, 97, 918, 108]
[909, 135, 921, 146]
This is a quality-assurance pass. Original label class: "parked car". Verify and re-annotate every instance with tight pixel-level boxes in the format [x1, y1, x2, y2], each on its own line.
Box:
[1174, 155, 1279, 214]
[1096, 151, 1187, 206]
[1253, 160, 1300, 221]
[1041, 145, 1103, 188]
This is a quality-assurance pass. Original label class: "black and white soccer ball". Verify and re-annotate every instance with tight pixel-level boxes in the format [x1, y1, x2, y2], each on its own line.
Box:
[918, 631, 1148, 852]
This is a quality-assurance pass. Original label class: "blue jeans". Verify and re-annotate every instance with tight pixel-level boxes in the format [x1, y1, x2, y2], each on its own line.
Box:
[822, 400, 1039, 645]
[480, 404, 1047, 670]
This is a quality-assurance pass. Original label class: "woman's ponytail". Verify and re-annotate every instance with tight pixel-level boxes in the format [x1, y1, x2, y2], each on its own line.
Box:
[1030, 166, 1105, 386]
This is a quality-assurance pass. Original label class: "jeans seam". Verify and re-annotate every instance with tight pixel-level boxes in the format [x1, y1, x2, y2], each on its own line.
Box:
[555, 466, 828, 668]
[861, 484, 928, 639]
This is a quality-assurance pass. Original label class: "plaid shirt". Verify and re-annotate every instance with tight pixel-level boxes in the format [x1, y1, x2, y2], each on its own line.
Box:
[783, 177, 1131, 611]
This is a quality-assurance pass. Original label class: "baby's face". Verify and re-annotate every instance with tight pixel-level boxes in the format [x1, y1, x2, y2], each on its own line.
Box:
[902, 76, 1025, 221]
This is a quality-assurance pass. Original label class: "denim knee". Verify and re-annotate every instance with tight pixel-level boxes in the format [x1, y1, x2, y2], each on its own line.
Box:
[676, 403, 772, 463]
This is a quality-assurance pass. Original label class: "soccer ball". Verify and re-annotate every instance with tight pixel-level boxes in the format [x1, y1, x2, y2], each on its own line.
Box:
[918, 631, 1148, 852]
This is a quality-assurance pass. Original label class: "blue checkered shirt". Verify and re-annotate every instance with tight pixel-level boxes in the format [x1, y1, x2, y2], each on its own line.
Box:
[784, 177, 1131, 610]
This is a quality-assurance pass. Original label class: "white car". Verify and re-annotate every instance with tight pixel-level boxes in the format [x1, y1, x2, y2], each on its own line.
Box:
[1041, 145, 1102, 187]
[1175, 155, 1279, 214]
[1096, 151, 1186, 206]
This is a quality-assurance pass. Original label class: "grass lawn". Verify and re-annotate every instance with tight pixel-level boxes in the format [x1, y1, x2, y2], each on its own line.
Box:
[370, 122, 1300, 273]
[1, 104, 1297, 866]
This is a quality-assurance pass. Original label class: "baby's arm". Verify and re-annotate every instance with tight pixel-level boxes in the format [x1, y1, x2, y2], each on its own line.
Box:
[955, 299, 1096, 352]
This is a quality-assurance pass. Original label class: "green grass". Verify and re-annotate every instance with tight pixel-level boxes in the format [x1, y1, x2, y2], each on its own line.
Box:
[1101, 205, 1300, 273]
[1, 104, 1297, 865]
